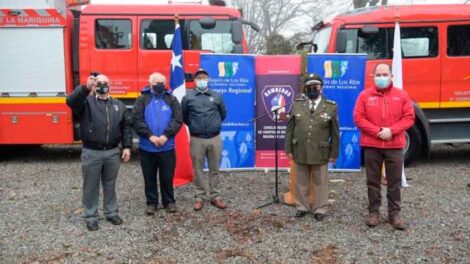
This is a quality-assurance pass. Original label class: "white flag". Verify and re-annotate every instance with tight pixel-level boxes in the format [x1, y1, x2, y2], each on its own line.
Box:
[392, 22, 410, 188]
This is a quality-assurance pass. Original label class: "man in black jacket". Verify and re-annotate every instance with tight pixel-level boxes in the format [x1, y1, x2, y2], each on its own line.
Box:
[181, 69, 227, 211]
[66, 73, 132, 231]
[132, 72, 182, 215]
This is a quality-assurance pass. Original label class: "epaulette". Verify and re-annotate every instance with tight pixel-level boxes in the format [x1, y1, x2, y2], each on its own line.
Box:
[294, 94, 307, 101]
[326, 99, 336, 105]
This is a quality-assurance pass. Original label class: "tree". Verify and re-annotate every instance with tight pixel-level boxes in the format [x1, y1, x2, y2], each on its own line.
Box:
[233, 0, 319, 54]
[266, 34, 292, 55]
[353, 0, 388, 8]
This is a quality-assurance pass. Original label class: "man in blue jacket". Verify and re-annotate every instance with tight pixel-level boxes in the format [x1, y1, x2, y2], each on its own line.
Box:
[181, 69, 227, 211]
[132, 72, 182, 215]
[67, 73, 132, 231]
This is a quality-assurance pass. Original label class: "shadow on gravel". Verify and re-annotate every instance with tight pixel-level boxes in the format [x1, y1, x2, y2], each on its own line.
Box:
[0, 145, 82, 162]
[424, 144, 470, 164]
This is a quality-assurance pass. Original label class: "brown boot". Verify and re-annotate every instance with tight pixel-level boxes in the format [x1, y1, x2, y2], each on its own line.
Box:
[389, 215, 406, 230]
[210, 198, 227, 210]
[366, 213, 380, 227]
[194, 200, 203, 211]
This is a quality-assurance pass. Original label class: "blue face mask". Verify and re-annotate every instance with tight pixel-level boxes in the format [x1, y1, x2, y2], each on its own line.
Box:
[374, 76, 391, 89]
[195, 79, 208, 92]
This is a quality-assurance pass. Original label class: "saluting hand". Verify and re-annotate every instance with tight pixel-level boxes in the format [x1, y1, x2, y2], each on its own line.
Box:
[86, 75, 96, 91]
[286, 152, 293, 160]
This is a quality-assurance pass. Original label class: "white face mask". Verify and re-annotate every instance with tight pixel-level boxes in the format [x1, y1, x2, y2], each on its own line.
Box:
[374, 76, 391, 89]
[195, 79, 208, 92]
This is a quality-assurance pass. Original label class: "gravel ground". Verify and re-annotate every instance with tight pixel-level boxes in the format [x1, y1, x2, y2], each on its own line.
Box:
[0, 144, 469, 264]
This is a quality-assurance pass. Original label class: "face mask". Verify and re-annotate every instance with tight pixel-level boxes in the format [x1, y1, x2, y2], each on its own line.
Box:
[152, 83, 166, 94]
[195, 79, 208, 92]
[306, 88, 320, 99]
[95, 82, 109, 95]
[374, 76, 391, 89]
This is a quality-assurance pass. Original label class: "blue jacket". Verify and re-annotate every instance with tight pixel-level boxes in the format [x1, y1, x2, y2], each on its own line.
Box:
[132, 87, 182, 152]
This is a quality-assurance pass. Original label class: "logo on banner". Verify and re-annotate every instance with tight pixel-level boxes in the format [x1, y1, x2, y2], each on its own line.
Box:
[218, 62, 239, 77]
[262, 85, 294, 121]
[324, 60, 349, 78]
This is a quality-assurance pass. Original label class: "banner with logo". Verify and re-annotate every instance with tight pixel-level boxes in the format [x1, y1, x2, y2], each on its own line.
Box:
[255, 55, 302, 168]
[307, 54, 367, 171]
[200, 54, 256, 169]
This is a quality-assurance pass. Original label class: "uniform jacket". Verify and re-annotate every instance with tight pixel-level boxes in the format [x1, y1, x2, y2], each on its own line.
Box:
[181, 88, 227, 138]
[66, 85, 133, 150]
[132, 87, 183, 153]
[285, 95, 340, 165]
[353, 83, 415, 149]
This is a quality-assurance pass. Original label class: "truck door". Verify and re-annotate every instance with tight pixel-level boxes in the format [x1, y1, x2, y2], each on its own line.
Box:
[86, 16, 138, 103]
[337, 24, 440, 106]
[137, 17, 176, 89]
[441, 22, 470, 107]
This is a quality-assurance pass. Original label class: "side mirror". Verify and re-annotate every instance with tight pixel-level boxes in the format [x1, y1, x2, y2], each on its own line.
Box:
[296, 41, 318, 53]
[336, 31, 347, 53]
[240, 18, 260, 32]
[361, 25, 379, 34]
[231, 21, 243, 44]
[199, 17, 216, 30]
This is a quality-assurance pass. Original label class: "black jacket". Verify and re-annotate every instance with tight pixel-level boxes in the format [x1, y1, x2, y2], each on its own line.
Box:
[181, 89, 227, 138]
[66, 85, 133, 150]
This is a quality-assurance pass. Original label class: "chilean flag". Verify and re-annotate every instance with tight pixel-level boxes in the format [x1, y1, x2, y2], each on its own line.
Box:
[170, 21, 193, 186]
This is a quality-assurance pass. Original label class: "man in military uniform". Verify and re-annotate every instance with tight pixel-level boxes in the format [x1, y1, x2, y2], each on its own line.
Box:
[285, 73, 339, 221]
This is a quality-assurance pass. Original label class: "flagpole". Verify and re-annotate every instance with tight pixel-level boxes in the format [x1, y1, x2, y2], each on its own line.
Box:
[392, 14, 410, 188]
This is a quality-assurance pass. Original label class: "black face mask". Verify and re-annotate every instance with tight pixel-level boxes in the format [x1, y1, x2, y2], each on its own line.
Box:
[306, 88, 320, 99]
[152, 83, 166, 94]
[95, 83, 109, 95]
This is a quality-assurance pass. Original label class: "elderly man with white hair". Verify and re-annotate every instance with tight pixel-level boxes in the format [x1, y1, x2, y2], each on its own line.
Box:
[66, 72, 132, 231]
[132, 72, 183, 216]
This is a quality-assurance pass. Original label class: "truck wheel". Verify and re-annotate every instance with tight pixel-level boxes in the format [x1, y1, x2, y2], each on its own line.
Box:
[404, 124, 422, 166]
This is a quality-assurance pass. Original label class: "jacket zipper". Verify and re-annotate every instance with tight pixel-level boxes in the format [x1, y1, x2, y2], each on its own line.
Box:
[105, 103, 110, 146]
[382, 94, 386, 148]
[156, 96, 160, 150]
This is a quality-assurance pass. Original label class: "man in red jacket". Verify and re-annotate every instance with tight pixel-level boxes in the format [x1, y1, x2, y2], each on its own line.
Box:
[353, 63, 415, 230]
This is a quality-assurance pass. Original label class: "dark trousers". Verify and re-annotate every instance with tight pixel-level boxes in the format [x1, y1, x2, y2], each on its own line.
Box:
[364, 147, 403, 216]
[139, 149, 176, 207]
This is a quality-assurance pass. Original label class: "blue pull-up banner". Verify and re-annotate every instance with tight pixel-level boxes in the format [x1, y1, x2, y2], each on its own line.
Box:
[200, 54, 256, 169]
[307, 54, 367, 171]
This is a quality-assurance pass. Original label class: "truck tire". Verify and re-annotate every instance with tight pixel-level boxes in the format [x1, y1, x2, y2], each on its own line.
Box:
[404, 124, 422, 166]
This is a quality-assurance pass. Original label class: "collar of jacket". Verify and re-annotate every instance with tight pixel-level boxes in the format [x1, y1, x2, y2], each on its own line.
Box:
[140, 86, 170, 97]
[373, 81, 393, 94]
[195, 88, 213, 96]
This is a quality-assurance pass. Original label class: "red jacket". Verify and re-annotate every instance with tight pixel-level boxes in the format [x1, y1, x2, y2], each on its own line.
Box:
[353, 83, 415, 149]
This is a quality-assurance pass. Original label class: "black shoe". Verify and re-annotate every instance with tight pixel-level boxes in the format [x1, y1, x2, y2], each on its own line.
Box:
[106, 215, 123, 225]
[86, 221, 99, 231]
[165, 203, 177, 213]
[295, 210, 308, 218]
[314, 213, 326, 221]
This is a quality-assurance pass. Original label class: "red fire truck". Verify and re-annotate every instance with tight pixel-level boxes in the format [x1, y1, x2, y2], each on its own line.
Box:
[0, 0, 256, 145]
[303, 4, 470, 164]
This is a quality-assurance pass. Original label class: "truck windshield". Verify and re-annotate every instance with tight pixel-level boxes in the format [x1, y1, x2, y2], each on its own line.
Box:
[313, 26, 332, 53]
[140, 19, 236, 53]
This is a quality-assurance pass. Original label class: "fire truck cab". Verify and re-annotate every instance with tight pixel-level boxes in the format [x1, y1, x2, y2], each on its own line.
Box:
[306, 4, 470, 164]
[0, 0, 253, 144]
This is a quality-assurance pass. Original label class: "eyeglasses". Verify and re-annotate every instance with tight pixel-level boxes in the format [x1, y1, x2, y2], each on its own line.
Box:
[375, 73, 390, 77]
[96, 81, 109, 86]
